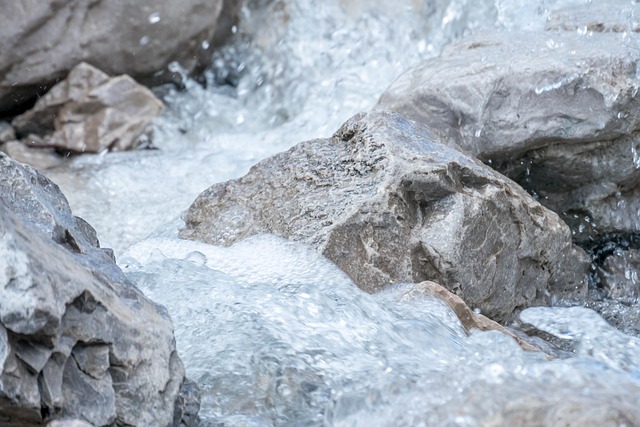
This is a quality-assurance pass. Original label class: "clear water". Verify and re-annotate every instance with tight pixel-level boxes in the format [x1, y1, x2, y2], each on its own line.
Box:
[121, 235, 640, 425]
[41, 0, 640, 425]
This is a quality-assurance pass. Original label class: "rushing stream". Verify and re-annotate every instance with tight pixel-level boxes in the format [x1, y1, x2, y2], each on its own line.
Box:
[42, 0, 640, 425]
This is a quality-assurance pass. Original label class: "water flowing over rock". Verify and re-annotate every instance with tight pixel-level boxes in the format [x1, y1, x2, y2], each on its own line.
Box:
[181, 111, 589, 321]
[545, 1, 640, 33]
[0, 153, 189, 426]
[377, 30, 640, 243]
[122, 234, 640, 426]
[0, 0, 224, 114]
[11, 62, 163, 154]
[598, 248, 640, 299]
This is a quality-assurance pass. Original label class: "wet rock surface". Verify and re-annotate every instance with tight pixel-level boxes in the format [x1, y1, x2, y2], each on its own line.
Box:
[0, 153, 191, 426]
[11, 62, 163, 154]
[377, 31, 640, 242]
[182, 111, 589, 321]
[0, 0, 224, 115]
[597, 248, 640, 299]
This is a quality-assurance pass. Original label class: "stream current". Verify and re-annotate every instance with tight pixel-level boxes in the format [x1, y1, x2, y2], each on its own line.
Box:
[43, 0, 640, 425]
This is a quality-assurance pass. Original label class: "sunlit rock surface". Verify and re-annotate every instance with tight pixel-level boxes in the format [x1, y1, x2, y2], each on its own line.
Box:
[12, 62, 163, 155]
[0, 0, 224, 114]
[123, 235, 640, 426]
[377, 30, 640, 242]
[181, 111, 588, 321]
[0, 153, 186, 426]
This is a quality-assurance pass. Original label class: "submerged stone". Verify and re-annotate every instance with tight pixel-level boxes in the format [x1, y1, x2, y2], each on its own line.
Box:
[181, 111, 589, 321]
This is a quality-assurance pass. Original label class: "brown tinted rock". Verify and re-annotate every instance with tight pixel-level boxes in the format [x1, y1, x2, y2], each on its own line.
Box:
[0, 153, 190, 426]
[377, 31, 640, 240]
[181, 111, 589, 321]
[13, 63, 163, 153]
[401, 281, 542, 352]
[0, 140, 64, 170]
[0, 0, 224, 114]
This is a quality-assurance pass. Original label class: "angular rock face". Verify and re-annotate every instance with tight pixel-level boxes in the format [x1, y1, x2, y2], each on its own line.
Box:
[0, 153, 187, 426]
[376, 31, 640, 242]
[11, 62, 163, 154]
[181, 111, 589, 321]
[0, 0, 224, 114]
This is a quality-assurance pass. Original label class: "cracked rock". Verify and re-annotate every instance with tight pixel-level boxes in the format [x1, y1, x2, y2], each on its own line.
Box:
[181, 111, 589, 321]
[0, 152, 191, 426]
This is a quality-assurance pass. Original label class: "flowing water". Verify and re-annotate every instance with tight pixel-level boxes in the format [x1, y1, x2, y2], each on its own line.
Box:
[43, 0, 640, 425]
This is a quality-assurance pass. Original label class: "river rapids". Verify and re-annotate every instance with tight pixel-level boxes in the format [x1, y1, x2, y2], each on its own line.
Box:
[44, 1, 640, 425]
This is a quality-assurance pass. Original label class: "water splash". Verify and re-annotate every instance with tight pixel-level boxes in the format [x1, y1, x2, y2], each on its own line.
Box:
[122, 236, 640, 425]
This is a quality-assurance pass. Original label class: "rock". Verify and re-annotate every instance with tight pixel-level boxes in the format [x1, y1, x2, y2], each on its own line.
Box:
[0, 122, 14, 143]
[0, 0, 224, 114]
[376, 31, 640, 241]
[0, 153, 191, 426]
[12, 62, 163, 153]
[400, 281, 542, 352]
[546, 1, 640, 33]
[181, 111, 589, 321]
[0, 140, 64, 170]
[597, 248, 640, 299]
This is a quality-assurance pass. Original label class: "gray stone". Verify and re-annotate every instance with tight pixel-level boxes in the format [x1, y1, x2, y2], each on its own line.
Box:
[0, 121, 14, 143]
[12, 62, 163, 153]
[598, 248, 640, 299]
[0, 0, 224, 114]
[0, 140, 64, 170]
[48, 421, 94, 427]
[181, 111, 589, 321]
[377, 31, 640, 240]
[0, 152, 191, 426]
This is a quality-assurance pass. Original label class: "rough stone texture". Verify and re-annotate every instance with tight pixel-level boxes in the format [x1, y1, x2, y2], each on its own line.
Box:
[597, 248, 640, 299]
[0, 0, 224, 114]
[12, 62, 163, 153]
[0, 153, 189, 426]
[377, 31, 640, 241]
[181, 111, 589, 321]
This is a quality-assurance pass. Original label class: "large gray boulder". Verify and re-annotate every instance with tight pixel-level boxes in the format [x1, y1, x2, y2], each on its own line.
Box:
[181, 111, 589, 321]
[0, 153, 188, 426]
[376, 31, 640, 241]
[0, 0, 224, 114]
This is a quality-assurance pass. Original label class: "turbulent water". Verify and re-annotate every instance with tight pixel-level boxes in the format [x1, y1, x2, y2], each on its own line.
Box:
[42, 0, 640, 425]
